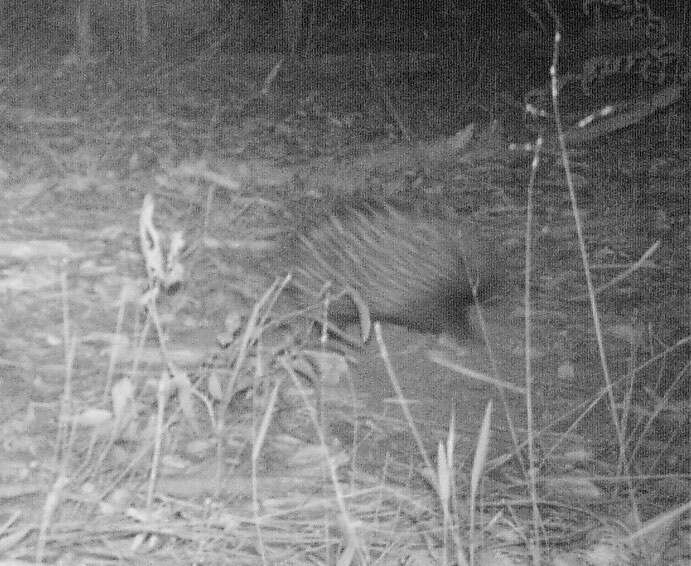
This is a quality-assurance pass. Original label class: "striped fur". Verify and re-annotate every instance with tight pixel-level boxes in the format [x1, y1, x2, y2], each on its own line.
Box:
[284, 202, 502, 339]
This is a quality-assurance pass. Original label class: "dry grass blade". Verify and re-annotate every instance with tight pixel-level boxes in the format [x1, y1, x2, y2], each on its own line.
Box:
[428, 352, 526, 395]
[374, 323, 434, 475]
[281, 358, 368, 564]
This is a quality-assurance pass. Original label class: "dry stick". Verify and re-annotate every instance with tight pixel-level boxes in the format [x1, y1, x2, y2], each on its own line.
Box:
[53, 266, 73, 468]
[261, 57, 284, 96]
[560, 83, 682, 147]
[58, 277, 81, 476]
[523, 118, 544, 560]
[549, 31, 640, 525]
[147, 372, 171, 509]
[429, 353, 526, 395]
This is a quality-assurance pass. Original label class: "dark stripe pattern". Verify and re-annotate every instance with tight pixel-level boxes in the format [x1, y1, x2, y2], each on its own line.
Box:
[284, 202, 501, 339]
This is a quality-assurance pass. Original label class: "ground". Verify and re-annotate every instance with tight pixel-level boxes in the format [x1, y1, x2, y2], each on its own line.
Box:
[0, 44, 689, 565]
